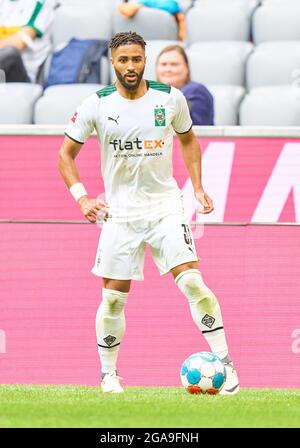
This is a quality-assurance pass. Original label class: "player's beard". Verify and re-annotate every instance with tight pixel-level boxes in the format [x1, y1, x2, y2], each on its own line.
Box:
[114, 67, 145, 92]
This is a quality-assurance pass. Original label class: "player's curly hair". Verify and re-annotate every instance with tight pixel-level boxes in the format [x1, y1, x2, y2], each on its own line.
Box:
[109, 31, 146, 51]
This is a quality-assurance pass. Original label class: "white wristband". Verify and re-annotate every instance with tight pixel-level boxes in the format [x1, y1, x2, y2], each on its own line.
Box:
[69, 182, 88, 201]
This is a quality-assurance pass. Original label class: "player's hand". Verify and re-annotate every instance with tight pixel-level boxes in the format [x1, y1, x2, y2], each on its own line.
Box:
[77, 196, 110, 223]
[195, 190, 214, 214]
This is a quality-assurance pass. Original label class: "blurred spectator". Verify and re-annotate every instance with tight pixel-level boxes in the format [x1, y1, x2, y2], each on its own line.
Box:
[156, 45, 214, 125]
[0, 0, 56, 82]
[118, 0, 186, 40]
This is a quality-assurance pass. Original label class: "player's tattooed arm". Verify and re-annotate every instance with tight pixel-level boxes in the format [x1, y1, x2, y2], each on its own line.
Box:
[177, 129, 214, 214]
[58, 135, 109, 223]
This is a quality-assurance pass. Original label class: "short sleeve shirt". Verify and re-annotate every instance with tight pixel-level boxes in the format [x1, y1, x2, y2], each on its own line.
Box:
[65, 81, 193, 223]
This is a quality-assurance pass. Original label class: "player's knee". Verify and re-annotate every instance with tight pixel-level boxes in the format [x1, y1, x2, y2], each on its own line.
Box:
[175, 268, 204, 296]
[175, 269, 217, 307]
[101, 288, 128, 316]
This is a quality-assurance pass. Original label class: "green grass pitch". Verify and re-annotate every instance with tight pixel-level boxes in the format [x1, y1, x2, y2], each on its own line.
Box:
[0, 385, 300, 428]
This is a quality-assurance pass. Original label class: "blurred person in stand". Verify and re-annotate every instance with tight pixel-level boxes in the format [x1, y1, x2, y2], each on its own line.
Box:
[0, 0, 56, 82]
[117, 0, 186, 41]
[156, 44, 214, 125]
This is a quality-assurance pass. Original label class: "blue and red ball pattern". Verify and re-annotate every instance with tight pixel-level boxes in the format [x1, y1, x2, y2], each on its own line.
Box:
[180, 351, 226, 395]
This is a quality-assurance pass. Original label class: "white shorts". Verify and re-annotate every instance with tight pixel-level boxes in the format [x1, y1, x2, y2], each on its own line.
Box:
[91, 213, 199, 281]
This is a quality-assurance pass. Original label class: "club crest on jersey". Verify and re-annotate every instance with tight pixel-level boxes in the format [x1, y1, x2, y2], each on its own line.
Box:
[154, 107, 166, 127]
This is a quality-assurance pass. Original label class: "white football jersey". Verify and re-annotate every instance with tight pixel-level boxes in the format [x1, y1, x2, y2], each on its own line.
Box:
[65, 81, 193, 223]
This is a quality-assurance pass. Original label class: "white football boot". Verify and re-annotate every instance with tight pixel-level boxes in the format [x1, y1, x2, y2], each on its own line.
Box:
[219, 363, 240, 396]
[101, 372, 124, 393]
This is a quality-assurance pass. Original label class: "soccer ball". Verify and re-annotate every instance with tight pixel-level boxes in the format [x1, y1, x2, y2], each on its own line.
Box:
[180, 351, 226, 395]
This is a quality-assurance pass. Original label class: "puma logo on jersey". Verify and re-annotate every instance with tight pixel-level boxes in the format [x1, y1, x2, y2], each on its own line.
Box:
[108, 115, 119, 125]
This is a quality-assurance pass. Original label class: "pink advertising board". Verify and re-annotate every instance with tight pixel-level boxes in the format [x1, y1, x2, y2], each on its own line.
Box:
[0, 135, 299, 387]
[0, 135, 299, 222]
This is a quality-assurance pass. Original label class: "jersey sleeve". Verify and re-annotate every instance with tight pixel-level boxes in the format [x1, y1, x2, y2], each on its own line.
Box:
[65, 94, 97, 144]
[25, 0, 56, 37]
[171, 87, 193, 134]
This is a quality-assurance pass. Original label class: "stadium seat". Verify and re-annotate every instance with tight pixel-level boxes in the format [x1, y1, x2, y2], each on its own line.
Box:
[206, 85, 246, 125]
[52, 2, 112, 47]
[192, 0, 260, 18]
[262, 0, 299, 5]
[185, 3, 251, 44]
[58, 0, 115, 5]
[239, 86, 300, 125]
[252, 2, 300, 44]
[109, 40, 184, 83]
[0, 83, 42, 124]
[112, 7, 178, 41]
[187, 42, 253, 87]
[246, 42, 300, 90]
[33, 84, 104, 124]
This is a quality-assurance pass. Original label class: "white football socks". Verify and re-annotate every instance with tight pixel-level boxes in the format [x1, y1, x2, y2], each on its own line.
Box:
[96, 288, 128, 375]
[175, 269, 230, 361]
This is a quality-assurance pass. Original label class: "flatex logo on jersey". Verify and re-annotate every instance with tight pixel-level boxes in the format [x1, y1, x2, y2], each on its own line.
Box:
[110, 138, 165, 158]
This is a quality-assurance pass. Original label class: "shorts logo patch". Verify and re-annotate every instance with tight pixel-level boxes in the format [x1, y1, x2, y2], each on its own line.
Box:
[201, 314, 215, 329]
[154, 107, 166, 127]
[182, 224, 193, 245]
[103, 335, 117, 346]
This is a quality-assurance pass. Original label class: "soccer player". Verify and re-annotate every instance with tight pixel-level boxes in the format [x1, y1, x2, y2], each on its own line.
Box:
[58, 32, 239, 395]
